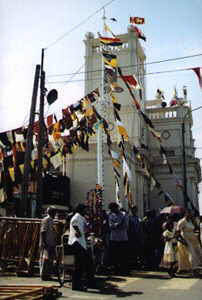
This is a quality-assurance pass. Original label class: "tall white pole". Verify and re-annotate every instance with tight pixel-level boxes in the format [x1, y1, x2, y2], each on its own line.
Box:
[97, 9, 107, 187]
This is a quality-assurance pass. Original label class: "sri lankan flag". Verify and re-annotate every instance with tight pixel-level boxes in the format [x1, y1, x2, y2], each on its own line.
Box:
[99, 36, 123, 46]
[130, 17, 145, 24]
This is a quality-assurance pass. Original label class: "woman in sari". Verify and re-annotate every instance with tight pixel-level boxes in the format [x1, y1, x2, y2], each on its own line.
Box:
[176, 210, 202, 277]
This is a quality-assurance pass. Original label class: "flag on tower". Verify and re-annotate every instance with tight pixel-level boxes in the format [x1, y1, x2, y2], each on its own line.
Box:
[110, 17, 117, 22]
[192, 67, 202, 88]
[99, 36, 123, 46]
[104, 24, 116, 37]
[130, 17, 145, 24]
[131, 26, 146, 41]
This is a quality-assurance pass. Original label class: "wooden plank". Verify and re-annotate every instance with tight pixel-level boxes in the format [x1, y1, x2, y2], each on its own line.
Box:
[0, 288, 42, 300]
[0, 285, 59, 300]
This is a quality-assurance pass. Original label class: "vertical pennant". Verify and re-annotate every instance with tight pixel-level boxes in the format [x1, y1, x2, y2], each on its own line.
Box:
[8, 167, 15, 182]
[115, 176, 122, 208]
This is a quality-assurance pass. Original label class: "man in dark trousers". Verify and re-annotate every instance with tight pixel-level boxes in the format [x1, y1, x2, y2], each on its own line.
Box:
[68, 204, 95, 291]
[108, 202, 129, 275]
[128, 205, 143, 269]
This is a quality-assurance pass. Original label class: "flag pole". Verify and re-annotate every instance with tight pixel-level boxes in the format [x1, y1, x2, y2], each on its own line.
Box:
[21, 64, 40, 217]
[97, 9, 107, 188]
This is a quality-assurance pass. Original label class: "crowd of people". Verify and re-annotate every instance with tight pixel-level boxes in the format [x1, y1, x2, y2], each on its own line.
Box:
[39, 203, 202, 291]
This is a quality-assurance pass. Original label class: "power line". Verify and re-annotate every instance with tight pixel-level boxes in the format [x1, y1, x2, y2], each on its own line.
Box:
[47, 53, 202, 78]
[46, 65, 195, 85]
[45, 0, 117, 50]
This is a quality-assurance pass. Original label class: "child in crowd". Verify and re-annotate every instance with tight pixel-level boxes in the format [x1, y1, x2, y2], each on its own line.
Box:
[161, 221, 177, 278]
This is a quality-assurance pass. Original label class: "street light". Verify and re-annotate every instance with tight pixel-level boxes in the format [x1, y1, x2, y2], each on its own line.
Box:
[182, 105, 202, 208]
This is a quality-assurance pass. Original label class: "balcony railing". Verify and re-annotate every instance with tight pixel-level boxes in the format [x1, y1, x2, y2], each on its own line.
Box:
[146, 105, 191, 121]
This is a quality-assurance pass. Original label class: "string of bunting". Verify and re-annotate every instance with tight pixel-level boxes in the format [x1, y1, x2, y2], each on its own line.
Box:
[0, 18, 201, 210]
[117, 66, 186, 206]
[99, 23, 134, 208]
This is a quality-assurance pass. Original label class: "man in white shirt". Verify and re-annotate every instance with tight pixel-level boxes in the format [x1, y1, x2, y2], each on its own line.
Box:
[68, 204, 95, 291]
[68, 204, 87, 250]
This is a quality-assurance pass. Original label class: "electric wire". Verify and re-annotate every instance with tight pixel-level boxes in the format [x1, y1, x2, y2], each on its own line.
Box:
[45, 0, 117, 50]
[47, 53, 202, 78]
[18, 64, 85, 128]
[46, 65, 195, 85]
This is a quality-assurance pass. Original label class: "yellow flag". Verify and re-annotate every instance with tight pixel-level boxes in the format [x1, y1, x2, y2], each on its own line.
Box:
[84, 107, 94, 117]
[104, 23, 116, 37]
[104, 57, 117, 68]
[82, 97, 91, 109]
[112, 159, 121, 169]
[53, 122, 61, 140]
[9, 168, 15, 182]
[70, 111, 78, 121]
[19, 164, 24, 174]
[110, 93, 118, 103]
[116, 120, 129, 141]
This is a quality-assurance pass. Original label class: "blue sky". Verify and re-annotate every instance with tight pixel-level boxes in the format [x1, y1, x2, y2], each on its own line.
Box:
[1, 0, 202, 157]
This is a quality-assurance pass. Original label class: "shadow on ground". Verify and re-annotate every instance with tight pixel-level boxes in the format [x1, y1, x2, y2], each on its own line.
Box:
[85, 276, 143, 297]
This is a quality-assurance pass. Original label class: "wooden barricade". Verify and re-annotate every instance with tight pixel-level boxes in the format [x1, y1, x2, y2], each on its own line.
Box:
[0, 217, 64, 275]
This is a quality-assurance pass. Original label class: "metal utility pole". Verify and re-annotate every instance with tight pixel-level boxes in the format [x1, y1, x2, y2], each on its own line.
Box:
[182, 105, 202, 208]
[21, 64, 40, 217]
[182, 120, 188, 208]
[36, 48, 46, 216]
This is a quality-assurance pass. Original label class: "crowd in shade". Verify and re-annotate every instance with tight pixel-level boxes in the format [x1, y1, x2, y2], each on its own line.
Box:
[87, 204, 202, 281]
[87, 203, 202, 278]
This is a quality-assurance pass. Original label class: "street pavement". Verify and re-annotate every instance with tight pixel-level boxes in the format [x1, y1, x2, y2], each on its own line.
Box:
[1, 270, 202, 300]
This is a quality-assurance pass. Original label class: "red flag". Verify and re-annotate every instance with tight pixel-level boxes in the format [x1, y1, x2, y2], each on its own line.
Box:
[122, 74, 141, 90]
[131, 26, 146, 41]
[192, 67, 202, 88]
[130, 17, 145, 24]
[118, 68, 141, 110]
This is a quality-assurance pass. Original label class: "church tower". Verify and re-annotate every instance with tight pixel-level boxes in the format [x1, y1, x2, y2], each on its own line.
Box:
[67, 27, 148, 215]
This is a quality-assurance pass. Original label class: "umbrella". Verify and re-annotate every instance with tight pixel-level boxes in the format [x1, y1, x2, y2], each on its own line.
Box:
[160, 205, 185, 214]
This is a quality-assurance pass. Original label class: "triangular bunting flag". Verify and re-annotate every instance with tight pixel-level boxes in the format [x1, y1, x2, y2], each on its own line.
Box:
[131, 25, 146, 41]
[116, 120, 129, 141]
[121, 74, 141, 90]
[192, 67, 202, 88]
